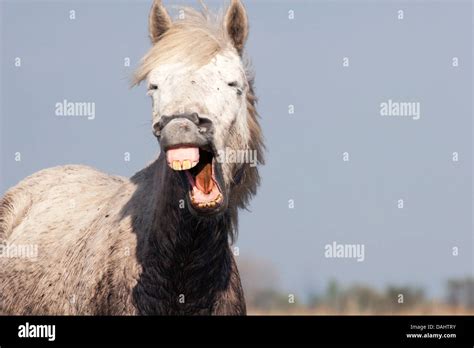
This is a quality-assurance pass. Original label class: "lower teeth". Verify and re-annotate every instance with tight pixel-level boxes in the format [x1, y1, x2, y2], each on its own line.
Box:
[192, 193, 222, 208]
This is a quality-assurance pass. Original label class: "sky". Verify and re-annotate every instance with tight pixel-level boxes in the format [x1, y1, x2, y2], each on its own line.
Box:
[0, 0, 472, 300]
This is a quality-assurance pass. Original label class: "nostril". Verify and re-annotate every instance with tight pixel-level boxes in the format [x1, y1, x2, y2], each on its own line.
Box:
[153, 122, 161, 135]
[189, 112, 199, 124]
[154, 117, 169, 133]
[198, 117, 213, 133]
[199, 117, 212, 127]
[155, 115, 174, 132]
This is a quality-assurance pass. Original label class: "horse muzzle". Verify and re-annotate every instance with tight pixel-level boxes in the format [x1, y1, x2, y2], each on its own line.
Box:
[154, 113, 212, 151]
[154, 113, 227, 215]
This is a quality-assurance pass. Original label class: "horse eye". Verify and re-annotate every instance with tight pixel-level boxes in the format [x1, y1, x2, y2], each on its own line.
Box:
[227, 81, 238, 88]
[149, 84, 158, 90]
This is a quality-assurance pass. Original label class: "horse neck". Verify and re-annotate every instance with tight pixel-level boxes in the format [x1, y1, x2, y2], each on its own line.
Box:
[136, 156, 234, 314]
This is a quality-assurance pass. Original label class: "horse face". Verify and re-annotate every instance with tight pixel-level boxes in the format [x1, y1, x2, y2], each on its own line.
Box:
[148, 52, 249, 152]
[144, 0, 254, 216]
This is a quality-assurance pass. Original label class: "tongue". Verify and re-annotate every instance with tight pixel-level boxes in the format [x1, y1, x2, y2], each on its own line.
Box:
[166, 147, 199, 165]
[195, 162, 214, 194]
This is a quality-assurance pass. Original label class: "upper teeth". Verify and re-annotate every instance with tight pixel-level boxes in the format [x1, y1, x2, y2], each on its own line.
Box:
[182, 160, 192, 170]
[170, 160, 198, 171]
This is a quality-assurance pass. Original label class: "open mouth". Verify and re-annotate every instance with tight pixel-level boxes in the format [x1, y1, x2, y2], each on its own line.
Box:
[166, 146, 224, 213]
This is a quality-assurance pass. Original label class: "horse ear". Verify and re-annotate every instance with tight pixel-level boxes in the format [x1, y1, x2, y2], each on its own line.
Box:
[224, 0, 249, 55]
[149, 0, 172, 44]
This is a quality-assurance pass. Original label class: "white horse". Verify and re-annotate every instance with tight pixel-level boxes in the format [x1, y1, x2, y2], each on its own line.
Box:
[0, 0, 263, 315]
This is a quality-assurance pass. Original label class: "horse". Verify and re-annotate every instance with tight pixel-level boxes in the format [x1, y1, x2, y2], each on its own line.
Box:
[0, 0, 263, 315]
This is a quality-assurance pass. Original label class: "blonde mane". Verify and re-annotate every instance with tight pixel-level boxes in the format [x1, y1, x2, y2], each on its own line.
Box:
[133, 7, 232, 86]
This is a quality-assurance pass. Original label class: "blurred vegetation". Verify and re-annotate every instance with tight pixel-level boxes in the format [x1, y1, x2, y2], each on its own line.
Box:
[238, 256, 474, 314]
[446, 277, 474, 308]
[305, 280, 426, 314]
